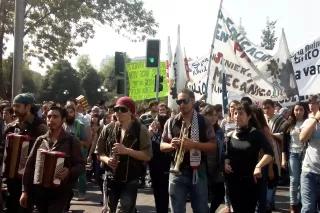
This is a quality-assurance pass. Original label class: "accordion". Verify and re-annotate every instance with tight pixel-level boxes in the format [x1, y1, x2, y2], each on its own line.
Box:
[3, 134, 30, 179]
[33, 149, 66, 188]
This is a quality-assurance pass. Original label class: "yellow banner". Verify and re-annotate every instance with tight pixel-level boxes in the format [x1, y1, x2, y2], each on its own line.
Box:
[127, 61, 168, 101]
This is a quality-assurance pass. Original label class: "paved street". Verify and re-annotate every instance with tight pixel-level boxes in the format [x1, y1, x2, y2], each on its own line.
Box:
[70, 182, 290, 213]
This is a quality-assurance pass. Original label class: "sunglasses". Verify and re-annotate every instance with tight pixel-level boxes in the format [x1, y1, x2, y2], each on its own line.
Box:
[114, 106, 129, 113]
[176, 99, 190, 105]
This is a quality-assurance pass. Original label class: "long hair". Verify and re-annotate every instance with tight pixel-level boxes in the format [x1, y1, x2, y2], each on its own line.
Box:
[287, 102, 309, 131]
[252, 106, 268, 130]
[235, 102, 260, 130]
[227, 100, 240, 122]
[200, 104, 220, 131]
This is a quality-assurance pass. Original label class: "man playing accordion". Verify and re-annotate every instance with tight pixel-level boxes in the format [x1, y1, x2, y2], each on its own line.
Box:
[2, 93, 47, 213]
[20, 105, 84, 213]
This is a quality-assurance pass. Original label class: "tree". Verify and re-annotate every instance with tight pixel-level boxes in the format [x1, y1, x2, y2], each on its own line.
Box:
[22, 69, 43, 99]
[1, 54, 42, 100]
[261, 18, 277, 50]
[77, 55, 93, 79]
[0, 0, 158, 99]
[82, 68, 102, 105]
[39, 60, 81, 103]
[76, 55, 103, 105]
[99, 54, 131, 98]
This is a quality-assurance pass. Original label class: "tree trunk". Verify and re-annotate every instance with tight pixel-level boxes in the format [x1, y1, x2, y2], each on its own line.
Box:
[0, 0, 8, 99]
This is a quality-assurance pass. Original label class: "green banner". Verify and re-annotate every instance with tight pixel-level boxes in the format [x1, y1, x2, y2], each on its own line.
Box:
[127, 61, 168, 101]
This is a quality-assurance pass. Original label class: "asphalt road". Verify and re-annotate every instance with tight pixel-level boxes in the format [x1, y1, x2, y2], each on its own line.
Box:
[70, 182, 290, 213]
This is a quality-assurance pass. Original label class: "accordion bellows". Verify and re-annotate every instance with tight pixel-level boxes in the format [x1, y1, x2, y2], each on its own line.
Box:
[3, 134, 30, 179]
[34, 149, 66, 188]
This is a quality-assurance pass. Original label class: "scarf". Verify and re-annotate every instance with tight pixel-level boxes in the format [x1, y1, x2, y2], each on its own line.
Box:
[189, 110, 201, 184]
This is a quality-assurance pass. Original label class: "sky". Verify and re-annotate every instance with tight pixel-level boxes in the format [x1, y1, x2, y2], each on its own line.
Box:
[27, 0, 320, 74]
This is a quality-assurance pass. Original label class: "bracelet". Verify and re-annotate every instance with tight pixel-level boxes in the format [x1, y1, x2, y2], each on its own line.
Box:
[255, 166, 261, 168]
[312, 117, 319, 122]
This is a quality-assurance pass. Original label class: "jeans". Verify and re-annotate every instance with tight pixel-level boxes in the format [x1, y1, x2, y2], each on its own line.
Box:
[289, 152, 303, 205]
[77, 147, 88, 195]
[301, 171, 320, 213]
[169, 165, 208, 213]
[107, 178, 139, 213]
[266, 187, 276, 209]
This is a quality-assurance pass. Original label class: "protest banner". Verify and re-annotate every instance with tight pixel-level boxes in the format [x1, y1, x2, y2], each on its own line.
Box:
[292, 37, 320, 95]
[206, 8, 299, 104]
[127, 61, 168, 101]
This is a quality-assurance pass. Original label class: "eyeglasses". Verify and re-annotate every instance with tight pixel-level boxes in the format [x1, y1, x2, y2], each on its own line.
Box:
[114, 106, 129, 113]
[176, 99, 190, 105]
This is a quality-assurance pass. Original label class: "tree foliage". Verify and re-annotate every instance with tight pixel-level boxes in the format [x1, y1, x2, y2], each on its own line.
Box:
[1, 54, 42, 100]
[81, 67, 102, 105]
[77, 55, 93, 79]
[261, 19, 277, 50]
[76, 55, 103, 105]
[0, 0, 158, 98]
[39, 60, 81, 103]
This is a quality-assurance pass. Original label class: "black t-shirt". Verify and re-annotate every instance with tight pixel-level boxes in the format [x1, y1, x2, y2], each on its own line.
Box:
[225, 128, 273, 177]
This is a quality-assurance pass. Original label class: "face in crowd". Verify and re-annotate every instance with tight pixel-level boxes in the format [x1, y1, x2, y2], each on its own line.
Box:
[150, 103, 158, 113]
[66, 107, 76, 125]
[158, 104, 167, 116]
[12, 103, 31, 120]
[114, 105, 132, 123]
[47, 109, 64, 131]
[2, 108, 13, 123]
[293, 104, 306, 121]
[308, 98, 319, 113]
[262, 103, 275, 118]
[234, 105, 252, 128]
[202, 107, 218, 126]
[176, 92, 195, 115]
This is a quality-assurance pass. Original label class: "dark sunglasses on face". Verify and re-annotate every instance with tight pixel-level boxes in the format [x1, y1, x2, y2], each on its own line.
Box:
[114, 106, 129, 113]
[176, 99, 190, 105]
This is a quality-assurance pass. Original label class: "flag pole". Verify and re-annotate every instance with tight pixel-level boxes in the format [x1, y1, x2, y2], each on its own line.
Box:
[205, 0, 223, 103]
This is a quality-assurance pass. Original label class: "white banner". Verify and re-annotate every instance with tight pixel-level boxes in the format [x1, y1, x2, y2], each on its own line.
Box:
[207, 8, 299, 104]
[292, 37, 320, 96]
[186, 57, 209, 101]
[167, 25, 188, 111]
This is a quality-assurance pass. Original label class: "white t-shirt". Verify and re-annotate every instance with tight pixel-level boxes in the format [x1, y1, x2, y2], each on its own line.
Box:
[301, 118, 320, 174]
[289, 121, 304, 153]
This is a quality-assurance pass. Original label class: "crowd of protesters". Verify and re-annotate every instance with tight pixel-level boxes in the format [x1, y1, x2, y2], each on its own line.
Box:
[0, 90, 319, 213]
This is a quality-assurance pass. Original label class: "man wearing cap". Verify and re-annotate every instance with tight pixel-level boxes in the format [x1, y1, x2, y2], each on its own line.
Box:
[3, 93, 47, 212]
[97, 96, 152, 213]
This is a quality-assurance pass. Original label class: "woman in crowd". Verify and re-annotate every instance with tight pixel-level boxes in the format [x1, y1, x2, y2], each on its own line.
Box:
[221, 100, 240, 135]
[299, 108, 320, 213]
[284, 102, 308, 212]
[224, 103, 273, 213]
[252, 107, 279, 213]
[220, 100, 240, 212]
[200, 104, 225, 213]
[87, 113, 104, 198]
